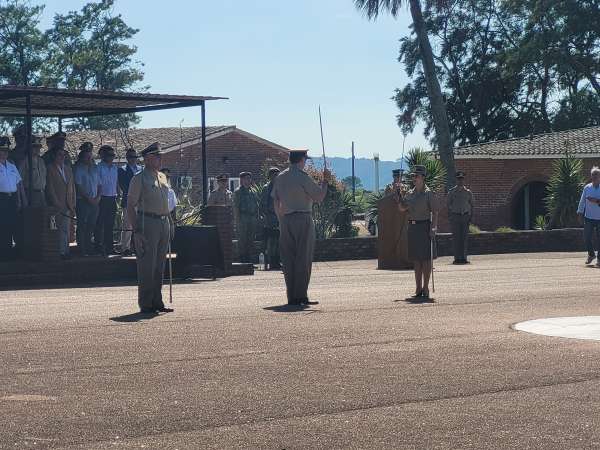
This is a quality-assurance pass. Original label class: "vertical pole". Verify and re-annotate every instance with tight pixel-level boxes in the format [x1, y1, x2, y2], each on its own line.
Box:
[25, 94, 33, 199]
[351, 141, 355, 201]
[374, 153, 380, 193]
[58, 118, 63, 133]
[524, 184, 530, 230]
[201, 101, 208, 205]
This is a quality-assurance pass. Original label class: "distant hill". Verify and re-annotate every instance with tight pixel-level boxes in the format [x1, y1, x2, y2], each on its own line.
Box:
[311, 157, 406, 191]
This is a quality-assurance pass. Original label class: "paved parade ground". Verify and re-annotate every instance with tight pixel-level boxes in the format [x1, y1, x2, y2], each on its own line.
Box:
[2, 253, 600, 449]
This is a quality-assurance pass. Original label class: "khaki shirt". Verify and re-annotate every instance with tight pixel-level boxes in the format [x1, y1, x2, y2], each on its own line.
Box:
[19, 156, 47, 191]
[127, 169, 170, 216]
[447, 186, 473, 215]
[271, 165, 322, 215]
[207, 188, 233, 206]
[404, 187, 437, 221]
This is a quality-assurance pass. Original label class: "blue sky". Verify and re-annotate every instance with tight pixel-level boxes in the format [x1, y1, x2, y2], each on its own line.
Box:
[35, 0, 428, 161]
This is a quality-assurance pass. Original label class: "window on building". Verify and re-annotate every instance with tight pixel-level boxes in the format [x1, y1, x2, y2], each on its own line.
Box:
[208, 177, 240, 192]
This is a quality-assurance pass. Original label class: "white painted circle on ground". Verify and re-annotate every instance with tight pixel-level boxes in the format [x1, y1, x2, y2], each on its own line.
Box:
[514, 316, 600, 341]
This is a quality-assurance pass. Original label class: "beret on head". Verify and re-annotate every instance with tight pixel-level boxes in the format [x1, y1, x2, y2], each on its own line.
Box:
[239, 171, 252, 178]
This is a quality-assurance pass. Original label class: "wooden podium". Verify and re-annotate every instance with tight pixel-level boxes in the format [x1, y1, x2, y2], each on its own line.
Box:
[377, 194, 412, 270]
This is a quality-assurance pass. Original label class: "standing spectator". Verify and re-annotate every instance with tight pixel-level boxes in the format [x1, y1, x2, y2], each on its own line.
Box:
[233, 172, 258, 263]
[260, 167, 281, 270]
[46, 147, 75, 260]
[447, 171, 474, 265]
[18, 136, 47, 207]
[9, 125, 27, 167]
[42, 131, 68, 166]
[95, 145, 119, 256]
[73, 143, 100, 256]
[118, 148, 141, 256]
[577, 166, 600, 266]
[0, 136, 27, 261]
[207, 174, 233, 206]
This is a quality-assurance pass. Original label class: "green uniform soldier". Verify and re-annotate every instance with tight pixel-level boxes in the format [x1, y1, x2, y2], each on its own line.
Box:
[207, 174, 233, 206]
[384, 169, 403, 196]
[126, 142, 174, 314]
[272, 150, 329, 306]
[447, 171, 474, 264]
[233, 172, 258, 263]
[18, 136, 46, 207]
[260, 167, 281, 270]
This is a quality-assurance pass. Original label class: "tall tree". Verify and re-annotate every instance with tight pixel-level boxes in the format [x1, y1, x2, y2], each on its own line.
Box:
[354, 0, 456, 190]
[396, 0, 600, 145]
[45, 0, 145, 129]
[0, 0, 48, 131]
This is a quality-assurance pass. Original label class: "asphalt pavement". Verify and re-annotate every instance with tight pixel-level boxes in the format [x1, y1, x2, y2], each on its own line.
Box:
[1, 252, 600, 449]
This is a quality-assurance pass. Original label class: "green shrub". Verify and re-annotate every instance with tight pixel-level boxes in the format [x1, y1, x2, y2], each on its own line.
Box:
[545, 152, 584, 228]
[469, 224, 482, 234]
[533, 215, 548, 231]
[494, 226, 516, 233]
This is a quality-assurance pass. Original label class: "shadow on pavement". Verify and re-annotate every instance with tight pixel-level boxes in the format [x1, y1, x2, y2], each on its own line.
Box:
[109, 312, 160, 322]
[263, 304, 310, 313]
[396, 296, 436, 304]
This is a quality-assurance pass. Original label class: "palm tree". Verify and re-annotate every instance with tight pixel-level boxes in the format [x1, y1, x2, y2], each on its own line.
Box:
[354, 0, 456, 190]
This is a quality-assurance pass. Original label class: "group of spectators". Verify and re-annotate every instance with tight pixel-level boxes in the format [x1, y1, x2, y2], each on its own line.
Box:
[0, 126, 177, 261]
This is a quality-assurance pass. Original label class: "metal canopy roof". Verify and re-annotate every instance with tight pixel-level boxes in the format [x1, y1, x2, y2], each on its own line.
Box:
[0, 85, 227, 118]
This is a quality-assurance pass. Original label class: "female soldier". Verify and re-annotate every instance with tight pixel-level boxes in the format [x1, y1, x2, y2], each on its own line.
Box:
[398, 165, 438, 299]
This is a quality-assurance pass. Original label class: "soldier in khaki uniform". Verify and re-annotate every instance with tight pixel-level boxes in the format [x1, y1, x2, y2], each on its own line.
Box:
[207, 174, 233, 206]
[18, 136, 46, 207]
[272, 150, 330, 306]
[126, 143, 174, 314]
[447, 171, 474, 265]
[233, 172, 258, 263]
[384, 169, 403, 195]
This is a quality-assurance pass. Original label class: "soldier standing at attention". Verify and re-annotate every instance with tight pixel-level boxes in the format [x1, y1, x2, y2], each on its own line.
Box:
[233, 172, 258, 263]
[207, 174, 233, 206]
[398, 165, 438, 300]
[126, 143, 174, 314]
[18, 136, 47, 207]
[0, 136, 27, 261]
[272, 150, 330, 306]
[260, 167, 281, 270]
[447, 171, 474, 264]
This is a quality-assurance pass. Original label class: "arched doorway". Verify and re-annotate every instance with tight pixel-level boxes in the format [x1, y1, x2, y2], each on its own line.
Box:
[511, 181, 549, 230]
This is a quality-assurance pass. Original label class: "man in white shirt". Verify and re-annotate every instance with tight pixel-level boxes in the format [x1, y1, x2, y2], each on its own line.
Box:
[577, 166, 600, 266]
[94, 145, 119, 256]
[0, 136, 27, 261]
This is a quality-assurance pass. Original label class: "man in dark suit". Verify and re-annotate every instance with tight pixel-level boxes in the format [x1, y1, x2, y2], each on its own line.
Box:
[118, 148, 141, 256]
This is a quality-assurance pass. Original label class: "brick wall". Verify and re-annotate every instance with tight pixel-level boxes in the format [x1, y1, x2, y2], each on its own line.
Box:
[313, 228, 585, 262]
[454, 158, 600, 231]
[160, 130, 289, 201]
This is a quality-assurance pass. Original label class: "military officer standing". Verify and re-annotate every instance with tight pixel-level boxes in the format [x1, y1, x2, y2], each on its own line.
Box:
[18, 136, 47, 207]
[260, 167, 281, 270]
[447, 171, 474, 264]
[0, 136, 27, 261]
[207, 174, 233, 206]
[272, 151, 330, 306]
[126, 143, 174, 314]
[233, 172, 258, 263]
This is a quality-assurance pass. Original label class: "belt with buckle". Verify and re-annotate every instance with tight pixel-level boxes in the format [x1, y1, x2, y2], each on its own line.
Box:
[139, 211, 168, 219]
[451, 212, 470, 215]
[408, 219, 430, 225]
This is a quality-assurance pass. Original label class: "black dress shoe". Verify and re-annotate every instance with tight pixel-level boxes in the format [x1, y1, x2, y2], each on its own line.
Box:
[299, 298, 319, 305]
[140, 308, 157, 314]
[156, 307, 174, 313]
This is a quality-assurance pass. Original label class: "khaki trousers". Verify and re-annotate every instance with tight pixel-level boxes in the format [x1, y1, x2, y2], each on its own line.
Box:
[120, 208, 133, 251]
[134, 215, 169, 311]
[279, 212, 315, 303]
